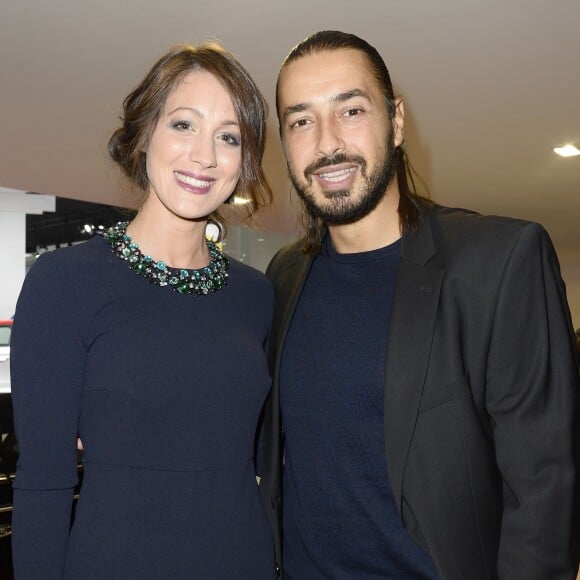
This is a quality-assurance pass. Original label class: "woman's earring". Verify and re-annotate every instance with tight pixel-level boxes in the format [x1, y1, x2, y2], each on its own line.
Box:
[205, 219, 225, 243]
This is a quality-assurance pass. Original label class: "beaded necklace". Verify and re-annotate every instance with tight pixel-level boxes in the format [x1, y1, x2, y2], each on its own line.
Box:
[102, 221, 229, 296]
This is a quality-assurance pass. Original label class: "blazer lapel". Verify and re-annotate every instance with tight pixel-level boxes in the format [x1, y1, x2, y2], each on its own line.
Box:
[384, 208, 443, 511]
[270, 251, 314, 372]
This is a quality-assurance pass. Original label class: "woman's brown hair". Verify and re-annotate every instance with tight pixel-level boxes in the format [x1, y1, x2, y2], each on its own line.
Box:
[108, 41, 272, 228]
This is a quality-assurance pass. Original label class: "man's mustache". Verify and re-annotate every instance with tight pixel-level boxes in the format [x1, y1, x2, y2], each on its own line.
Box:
[304, 153, 366, 178]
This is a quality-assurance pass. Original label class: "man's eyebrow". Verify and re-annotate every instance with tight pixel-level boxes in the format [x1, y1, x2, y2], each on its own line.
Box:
[282, 103, 309, 120]
[283, 89, 371, 119]
[330, 89, 370, 103]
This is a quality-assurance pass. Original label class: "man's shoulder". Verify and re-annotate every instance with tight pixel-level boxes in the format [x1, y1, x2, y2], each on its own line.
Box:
[266, 238, 308, 281]
[428, 203, 546, 244]
[424, 203, 554, 267]
[430, 204, 533, 231]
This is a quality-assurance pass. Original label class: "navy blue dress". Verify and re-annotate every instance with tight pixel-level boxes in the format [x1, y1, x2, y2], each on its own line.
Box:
[10, 235, 276, 579]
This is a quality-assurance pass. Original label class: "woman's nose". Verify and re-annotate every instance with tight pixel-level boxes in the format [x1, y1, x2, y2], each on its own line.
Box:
[189, 136, 217, 168]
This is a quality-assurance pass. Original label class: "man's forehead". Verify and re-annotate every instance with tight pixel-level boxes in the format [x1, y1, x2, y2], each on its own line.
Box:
[282, 48, 370, 77]
[278, 49, 376, 104]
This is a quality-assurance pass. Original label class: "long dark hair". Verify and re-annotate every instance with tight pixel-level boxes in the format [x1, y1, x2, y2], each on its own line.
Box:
[276, 30, 429, 253]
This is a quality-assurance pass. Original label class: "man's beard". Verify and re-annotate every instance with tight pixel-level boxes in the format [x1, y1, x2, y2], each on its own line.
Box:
[287, 133, 398, 226]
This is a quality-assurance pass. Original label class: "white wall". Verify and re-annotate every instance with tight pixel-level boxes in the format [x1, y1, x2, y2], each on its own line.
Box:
[222, 226, 294, 273]
[0, 190, 56, 318]
[561, 260, 580, 332]
[0, 212, 25, 319]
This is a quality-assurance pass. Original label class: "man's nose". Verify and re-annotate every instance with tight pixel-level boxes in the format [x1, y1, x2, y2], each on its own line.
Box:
[315, 118, 346, 158]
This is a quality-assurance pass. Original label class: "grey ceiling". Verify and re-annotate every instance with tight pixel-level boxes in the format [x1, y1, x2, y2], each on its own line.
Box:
[1, 0, 578, 258]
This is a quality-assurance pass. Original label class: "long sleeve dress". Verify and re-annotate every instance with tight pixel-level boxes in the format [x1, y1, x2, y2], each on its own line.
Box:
[10, 234, 277, 579]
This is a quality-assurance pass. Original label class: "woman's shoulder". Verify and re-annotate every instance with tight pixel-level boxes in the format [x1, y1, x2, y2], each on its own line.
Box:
[226, 255, 273, 300]
[36, 235, 110, 264]
[24, 235, 115, 292]
[226, 255, 270, 284]
[15, 237, 116, 328]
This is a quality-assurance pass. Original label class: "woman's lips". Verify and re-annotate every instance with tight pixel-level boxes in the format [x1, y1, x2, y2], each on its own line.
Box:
[174, 171, 215, 193]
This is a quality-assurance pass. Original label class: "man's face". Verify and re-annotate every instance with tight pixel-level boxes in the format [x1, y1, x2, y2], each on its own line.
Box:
[277, 48, 404, 225]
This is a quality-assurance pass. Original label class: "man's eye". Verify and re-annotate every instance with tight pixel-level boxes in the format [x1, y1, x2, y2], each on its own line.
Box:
[344, 108, 362, 117]
[290, 118, 309, 129]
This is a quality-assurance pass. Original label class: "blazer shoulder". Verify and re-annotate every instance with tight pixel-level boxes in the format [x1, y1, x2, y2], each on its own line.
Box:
[424, 205, 559, 277]
[266, 238, 306, 281]
[429, 204, 549, 248]
[432, 204, 532, 231]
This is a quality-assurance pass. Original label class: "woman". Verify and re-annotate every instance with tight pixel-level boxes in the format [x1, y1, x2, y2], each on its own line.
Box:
[11, 42, 277, 579]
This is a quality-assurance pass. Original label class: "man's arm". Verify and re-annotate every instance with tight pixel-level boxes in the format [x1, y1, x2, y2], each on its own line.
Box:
[485, 222, 579, 579]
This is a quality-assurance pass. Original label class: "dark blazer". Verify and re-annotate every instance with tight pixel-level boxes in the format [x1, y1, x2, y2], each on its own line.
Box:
[259, 204, 580, 580]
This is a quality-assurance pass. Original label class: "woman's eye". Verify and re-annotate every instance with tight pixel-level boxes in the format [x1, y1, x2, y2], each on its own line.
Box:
[172, 120, 193, 131]
[219, 133, 241, 146]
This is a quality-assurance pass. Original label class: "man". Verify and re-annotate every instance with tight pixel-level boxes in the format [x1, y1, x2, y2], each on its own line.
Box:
[259, 30, 580, 579]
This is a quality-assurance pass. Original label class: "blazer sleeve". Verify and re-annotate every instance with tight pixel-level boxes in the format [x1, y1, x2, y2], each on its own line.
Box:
[484, 222, 580, 579]
[10, 252, 86, 579]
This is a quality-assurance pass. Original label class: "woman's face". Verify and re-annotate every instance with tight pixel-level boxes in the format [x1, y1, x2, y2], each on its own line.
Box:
[144, 69, 242, 222]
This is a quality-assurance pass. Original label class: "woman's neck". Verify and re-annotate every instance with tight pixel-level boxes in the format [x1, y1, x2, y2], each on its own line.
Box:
[126, 201, 210, 270]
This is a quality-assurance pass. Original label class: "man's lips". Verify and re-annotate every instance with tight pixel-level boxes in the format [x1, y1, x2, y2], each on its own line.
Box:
[311, 164, 357, 184]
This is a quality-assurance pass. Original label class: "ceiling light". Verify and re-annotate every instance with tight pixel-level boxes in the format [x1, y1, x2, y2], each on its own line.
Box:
[553, 144, 580, 157]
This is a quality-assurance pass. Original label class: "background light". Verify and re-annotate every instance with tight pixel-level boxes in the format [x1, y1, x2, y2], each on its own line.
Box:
[553, 145, 580, 157]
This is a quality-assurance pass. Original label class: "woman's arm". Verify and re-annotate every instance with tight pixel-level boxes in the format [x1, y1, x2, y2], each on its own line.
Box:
[11, 252, 87, 579]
